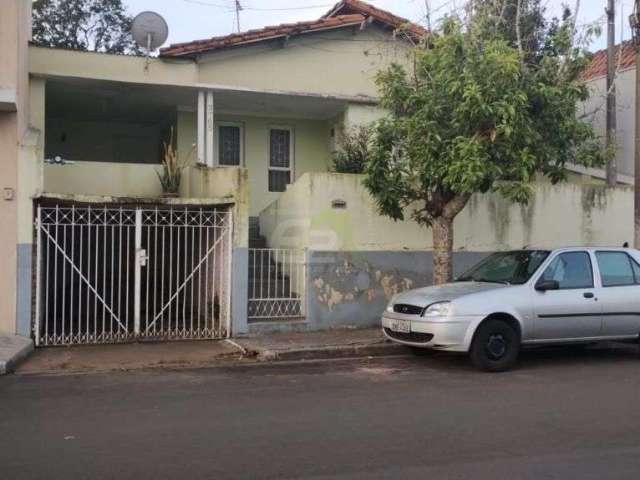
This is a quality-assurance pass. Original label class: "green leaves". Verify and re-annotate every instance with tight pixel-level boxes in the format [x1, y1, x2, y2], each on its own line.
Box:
[365, 15, 604, 227]
[32, 0, 142, 54]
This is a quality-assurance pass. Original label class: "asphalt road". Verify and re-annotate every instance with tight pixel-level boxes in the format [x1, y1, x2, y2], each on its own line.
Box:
[3, 345, 640, 479]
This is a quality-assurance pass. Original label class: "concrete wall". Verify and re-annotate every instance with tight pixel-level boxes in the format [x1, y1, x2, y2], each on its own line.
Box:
[306, 251, 485, 330]
[582, 68, 635, 182]
[260, 173, 634, 252]
[29, 46, 198, 88]
[177, 111, 332, 215]
[198, 26, 411, 98]
[43, 162, 163, 198]
[258, 172, 634, 330]
[0, 0, 31, 336]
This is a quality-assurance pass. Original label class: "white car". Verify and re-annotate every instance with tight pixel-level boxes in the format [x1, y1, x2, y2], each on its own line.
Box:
[382, 247, 640, 371]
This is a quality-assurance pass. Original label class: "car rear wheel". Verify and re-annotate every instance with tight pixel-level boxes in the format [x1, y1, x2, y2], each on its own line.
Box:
[469, 319, 520, 372]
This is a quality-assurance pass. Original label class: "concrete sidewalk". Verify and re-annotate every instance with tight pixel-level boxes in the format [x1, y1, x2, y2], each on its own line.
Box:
[14, 328, 406, 375]
[0, 334, 34, 374]
[235, 328, 407, 361]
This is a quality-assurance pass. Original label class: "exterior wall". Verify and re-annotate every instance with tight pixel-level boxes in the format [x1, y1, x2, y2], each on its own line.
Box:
[582, 68, 635, 182]
[0, 0, 30, 335]
[43, 162, 163, 198]
[260, 173, 633, 252]
[306, 251, 485, 330]
[177, 111, 332, 215]
[29, 46, 198, 88]
[259, 172, 633, 331]
[198, 26, 411, 98]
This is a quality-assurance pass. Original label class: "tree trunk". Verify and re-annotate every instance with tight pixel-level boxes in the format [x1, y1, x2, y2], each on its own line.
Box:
[432, 216, 454, 285]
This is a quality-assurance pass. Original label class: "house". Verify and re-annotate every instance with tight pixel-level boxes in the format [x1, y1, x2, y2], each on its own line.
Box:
[0, 0, 633, 348]
[578, 40, 639, 185]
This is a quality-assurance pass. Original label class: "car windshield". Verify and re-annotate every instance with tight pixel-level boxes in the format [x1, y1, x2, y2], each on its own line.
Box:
[456, 250, 550, 285]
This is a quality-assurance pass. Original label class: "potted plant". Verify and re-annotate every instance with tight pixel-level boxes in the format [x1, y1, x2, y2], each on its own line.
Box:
[156, 127, 187, 197]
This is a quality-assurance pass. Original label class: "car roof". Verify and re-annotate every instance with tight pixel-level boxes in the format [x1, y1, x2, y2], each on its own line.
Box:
[518, 247, 638, 253]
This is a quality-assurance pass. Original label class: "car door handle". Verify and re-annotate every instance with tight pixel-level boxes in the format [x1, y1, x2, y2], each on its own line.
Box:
[583, 292, 594, 299]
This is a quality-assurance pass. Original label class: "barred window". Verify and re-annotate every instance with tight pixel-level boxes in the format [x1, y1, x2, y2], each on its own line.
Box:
[218, 125, 242, 166]
[269, 128, 292, 192]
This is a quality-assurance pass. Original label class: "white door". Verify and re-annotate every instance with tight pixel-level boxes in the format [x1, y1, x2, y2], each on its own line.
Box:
[532, 251, 602, 340]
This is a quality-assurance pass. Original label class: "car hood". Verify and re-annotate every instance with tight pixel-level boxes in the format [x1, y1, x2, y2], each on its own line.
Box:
[392, 281, 507, 307]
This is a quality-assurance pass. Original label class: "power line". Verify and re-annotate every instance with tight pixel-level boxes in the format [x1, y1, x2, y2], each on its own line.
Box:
[183, 0, 333, 10]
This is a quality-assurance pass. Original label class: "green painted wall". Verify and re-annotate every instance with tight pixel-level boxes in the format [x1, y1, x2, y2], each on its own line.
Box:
[177, 111, 332, 216]
[198, 27, 412, 98]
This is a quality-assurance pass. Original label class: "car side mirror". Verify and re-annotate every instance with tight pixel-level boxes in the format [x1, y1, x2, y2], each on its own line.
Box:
[535, 279, 560, 292]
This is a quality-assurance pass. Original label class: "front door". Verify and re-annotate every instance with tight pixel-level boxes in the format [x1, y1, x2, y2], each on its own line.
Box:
[532, 251, 602, 340]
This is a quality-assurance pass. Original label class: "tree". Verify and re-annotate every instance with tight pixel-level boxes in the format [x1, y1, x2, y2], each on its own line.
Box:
[474, 0, 549, 64]
[364, 15, 604, 285]
[32, 0, 142, 55]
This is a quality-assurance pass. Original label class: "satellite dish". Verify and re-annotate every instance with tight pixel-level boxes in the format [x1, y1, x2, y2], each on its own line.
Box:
[131, 11, 169, 52]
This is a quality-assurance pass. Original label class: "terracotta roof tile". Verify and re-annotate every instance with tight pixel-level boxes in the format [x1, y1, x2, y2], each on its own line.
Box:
[160, 14, 366, 58]
[160, 0, 428, 58]
[323, 0, 427, 38]
[581, 40, 636, 81]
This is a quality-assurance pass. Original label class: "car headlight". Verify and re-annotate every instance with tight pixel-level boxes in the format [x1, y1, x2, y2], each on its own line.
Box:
[385, 302, 395, 313]
[422, 301, 451, 317]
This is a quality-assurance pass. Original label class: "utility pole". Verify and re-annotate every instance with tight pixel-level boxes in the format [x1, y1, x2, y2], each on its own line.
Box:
[631, 1, 640, 247]
[606, 0, 617, 186]
[234, 0, 242, 33]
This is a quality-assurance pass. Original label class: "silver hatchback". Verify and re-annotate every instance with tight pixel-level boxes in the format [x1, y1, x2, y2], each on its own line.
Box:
[382, 247, 640, 371]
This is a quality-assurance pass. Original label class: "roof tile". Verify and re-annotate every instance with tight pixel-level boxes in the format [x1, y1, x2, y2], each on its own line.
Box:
[160, 0, 427, 58]
[160, 14, 366, 57]
[581, 40, 636, 81]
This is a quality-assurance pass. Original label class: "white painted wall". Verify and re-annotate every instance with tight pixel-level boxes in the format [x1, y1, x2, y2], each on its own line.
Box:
[260, 173, 633, 252]
[581, 68, 636, 180]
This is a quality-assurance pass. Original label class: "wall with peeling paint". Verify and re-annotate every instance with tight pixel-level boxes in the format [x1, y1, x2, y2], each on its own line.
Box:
[306, 251, 485, 329]
[260, 173, 634, 252]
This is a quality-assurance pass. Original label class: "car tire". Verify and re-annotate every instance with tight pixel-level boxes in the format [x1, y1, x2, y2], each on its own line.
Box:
[469, 319, 520, 372]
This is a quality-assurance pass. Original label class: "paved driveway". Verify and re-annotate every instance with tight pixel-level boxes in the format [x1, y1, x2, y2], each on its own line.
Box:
[2, 345, 640, 479]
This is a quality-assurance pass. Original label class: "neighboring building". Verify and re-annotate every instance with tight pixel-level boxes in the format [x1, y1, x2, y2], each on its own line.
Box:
[0, 0, 633, 347]
[0, 0, 32, 338]
[579, 41, 637, 184]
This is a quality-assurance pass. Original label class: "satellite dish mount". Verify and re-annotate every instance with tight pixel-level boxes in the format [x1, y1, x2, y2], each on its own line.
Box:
[131, 11, 169, 71]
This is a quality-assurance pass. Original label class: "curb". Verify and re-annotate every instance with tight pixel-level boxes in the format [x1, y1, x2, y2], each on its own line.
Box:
[0, 338, 34, 375]
[255, 342, 409, 362]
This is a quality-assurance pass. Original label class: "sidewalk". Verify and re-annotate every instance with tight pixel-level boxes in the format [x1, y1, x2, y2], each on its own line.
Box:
[14, 328, 407, 375]
[235, 328, 407, 361]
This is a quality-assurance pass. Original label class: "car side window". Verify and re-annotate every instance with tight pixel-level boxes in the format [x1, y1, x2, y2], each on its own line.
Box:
[596, 251, 638, 287]
[539, 252, 593, 289]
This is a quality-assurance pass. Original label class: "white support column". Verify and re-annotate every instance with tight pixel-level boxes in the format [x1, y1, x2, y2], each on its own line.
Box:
[206, 91, 215, 167]
[197, 91, 205, 165]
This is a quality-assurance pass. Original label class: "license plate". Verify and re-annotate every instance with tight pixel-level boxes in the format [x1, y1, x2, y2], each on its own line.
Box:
[390, 319, 410, 333]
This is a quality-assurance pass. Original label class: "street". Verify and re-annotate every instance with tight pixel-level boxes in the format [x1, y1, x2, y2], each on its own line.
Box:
[3, 346, 640, 479]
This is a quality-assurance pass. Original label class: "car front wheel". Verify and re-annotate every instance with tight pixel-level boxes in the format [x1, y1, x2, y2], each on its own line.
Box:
[469, 319, 520, 372]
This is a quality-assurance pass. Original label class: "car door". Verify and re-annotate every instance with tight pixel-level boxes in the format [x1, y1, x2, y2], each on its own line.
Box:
[594, 251, 640, 337]
[532, 251, 602, 340]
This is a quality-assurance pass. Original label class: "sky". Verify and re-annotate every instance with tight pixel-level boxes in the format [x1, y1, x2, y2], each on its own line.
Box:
[122, 0, 635, 52]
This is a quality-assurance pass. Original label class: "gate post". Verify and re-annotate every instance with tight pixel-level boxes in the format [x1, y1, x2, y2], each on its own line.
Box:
[134, 209, 142, 336]
[34, 206, 42, 346]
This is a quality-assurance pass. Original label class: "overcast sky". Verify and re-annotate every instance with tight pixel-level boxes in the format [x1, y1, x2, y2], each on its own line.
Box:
[122, 0, 634, 52]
